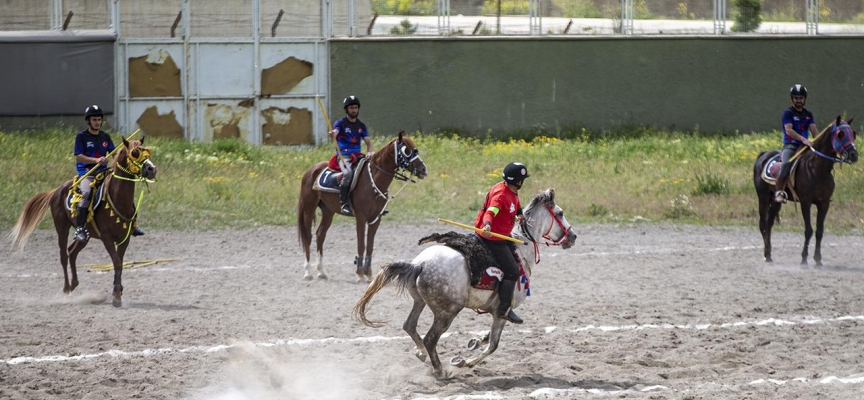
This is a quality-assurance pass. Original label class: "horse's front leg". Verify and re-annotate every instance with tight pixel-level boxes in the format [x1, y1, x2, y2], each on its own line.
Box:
[354, 221, 367, 282]
[800, 202, 814, 265]
[66, 240, 86, 293]
[403, 295, 428, 362]
[363, 220, 381, 280]
[813, 202, 830, 267]
[456, 318, 507, 369]
[103, 240, 127, 307]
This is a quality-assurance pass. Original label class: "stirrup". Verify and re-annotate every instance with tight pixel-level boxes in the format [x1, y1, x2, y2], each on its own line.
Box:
[340, 203, 352, 214]
[774, 191, 787, 204]
[74, 227, 89, 242]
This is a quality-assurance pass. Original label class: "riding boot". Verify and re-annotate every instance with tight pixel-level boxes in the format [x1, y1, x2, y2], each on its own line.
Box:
[774, 163, 792, 203]
[496, 279, 523, 324]
[74, 206, 90, 242]
[339, 170, 354, 214]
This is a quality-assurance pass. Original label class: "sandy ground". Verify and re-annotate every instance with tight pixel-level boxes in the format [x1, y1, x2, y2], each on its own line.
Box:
[2, 221, 864, 400]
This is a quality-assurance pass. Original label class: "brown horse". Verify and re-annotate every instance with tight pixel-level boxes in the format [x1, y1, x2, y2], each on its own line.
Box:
[297, 131, 428, 281]
[9, 137, 157, 306]
[753, 116, 858, 265]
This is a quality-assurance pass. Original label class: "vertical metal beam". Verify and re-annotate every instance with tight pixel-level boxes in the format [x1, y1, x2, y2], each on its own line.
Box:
[252, 0, 261, 145]
[713, 0, 727, 35]
[438, 0, 450, 35]
[183, 0, 192, 141]
[805, 0, 818, 35]
[52, 0, 62, 30]
[529, 0, 541, 36]
[621, 0, 633, 35]
[349, 0, 355, 37]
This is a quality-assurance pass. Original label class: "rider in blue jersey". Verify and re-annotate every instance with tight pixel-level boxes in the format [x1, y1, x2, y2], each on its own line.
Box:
[327, 95, 374, 214]
[774, 84, 817, 203]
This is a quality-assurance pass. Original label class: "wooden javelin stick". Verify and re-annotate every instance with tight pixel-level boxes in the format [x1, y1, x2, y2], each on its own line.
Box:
[437, 218, 526, 245]
[72, 128, 141, 187]
[316, 95, 348, 170]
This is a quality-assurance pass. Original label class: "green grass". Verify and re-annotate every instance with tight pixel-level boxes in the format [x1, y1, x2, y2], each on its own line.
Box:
[2, 127, 863, 234]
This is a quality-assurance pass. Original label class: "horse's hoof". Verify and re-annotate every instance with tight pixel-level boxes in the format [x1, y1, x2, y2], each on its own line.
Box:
[467, 338, 481, 350]
[415, 351, 427, 362]
[449, 355, 466, 368]
[112, 297, 122, 307]
[356, 274, 365, 283]
[303, 274, 313, 281]
[764, 258, 773, 263]
[317, 273, 328, 280]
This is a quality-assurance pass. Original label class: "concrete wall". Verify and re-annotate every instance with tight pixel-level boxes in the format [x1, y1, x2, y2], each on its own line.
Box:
[331, 36, 864, 136]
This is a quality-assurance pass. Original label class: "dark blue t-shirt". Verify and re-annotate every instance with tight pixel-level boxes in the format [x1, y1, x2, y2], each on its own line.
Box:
[333, 117, 368, 156]
[74, 130, 115, 176]
[781, 107, 814, 145]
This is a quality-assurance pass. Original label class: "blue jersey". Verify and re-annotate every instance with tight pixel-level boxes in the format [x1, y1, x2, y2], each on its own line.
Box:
[333, 117, 368, 156]
[781, 107, 814, 145]
[74, 130, 115, 176]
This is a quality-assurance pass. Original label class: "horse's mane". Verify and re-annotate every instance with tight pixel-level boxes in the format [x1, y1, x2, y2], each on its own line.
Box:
[523, 188, 555, 214]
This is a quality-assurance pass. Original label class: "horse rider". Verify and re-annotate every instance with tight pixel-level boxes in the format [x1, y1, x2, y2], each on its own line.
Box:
[73, 105, 145, 242]
[475, 162, 530, 324]
[327, 95, 374, 214]
[774, 84, 817, 203]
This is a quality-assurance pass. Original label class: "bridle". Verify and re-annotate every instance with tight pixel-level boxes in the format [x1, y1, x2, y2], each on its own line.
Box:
[366, 139, 425, 225]
[102, 144, 155, 245]
[520, 202, 575, 264]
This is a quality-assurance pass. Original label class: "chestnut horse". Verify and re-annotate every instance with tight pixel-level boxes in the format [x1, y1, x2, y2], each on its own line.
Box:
[753, 116, 858, 265]
[9, 137, 157, 306]
[297, 131, 428, 281]
[353, 188, 577, 377]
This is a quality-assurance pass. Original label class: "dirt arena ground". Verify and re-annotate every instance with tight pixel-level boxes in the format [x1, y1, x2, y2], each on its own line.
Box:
[2, 221, 863, 399]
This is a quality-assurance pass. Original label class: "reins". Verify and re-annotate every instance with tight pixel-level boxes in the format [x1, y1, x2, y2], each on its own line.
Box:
[365, 140, 423, 225]
[516, 203, 575, 265]
[99, 146, 155, 245]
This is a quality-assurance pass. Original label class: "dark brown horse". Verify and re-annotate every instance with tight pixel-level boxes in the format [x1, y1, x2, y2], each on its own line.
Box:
[298, 131, 428, 281]
[9, 137, 157, 306]
[753, 116, 857, 265]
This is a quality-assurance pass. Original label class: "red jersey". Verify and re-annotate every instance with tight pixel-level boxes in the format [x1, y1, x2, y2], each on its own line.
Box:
[474, 181, 521, 241]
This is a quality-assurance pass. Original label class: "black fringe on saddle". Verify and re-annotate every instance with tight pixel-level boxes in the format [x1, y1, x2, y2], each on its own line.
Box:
[418, 231, 496, 286]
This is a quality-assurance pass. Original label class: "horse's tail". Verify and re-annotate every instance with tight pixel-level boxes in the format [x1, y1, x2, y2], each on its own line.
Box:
[352, 261, 422, 328]
[8, 188, 59, 251]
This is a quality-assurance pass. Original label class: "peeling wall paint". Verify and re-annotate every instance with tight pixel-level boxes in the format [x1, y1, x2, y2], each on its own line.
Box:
[261, 57, 313, 95]
[204, 102, 252, 141]
[261, 106, 313, 145]
[129, 50, 182, 98]
[136, 106, 184, 139]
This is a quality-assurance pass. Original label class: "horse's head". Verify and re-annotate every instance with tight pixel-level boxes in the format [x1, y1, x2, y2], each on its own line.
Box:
[831, 116, 858, 164]
[522, 188, 577, 249]
[395, 131, 428, 179]
[115, 137, 157, 180]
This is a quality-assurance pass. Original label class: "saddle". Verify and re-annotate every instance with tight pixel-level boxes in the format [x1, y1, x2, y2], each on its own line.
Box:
[312, 158, 368, 193]
[66, 170, 109, 217]
[418, 231, 530, 294]
[760, 153, 800, 201]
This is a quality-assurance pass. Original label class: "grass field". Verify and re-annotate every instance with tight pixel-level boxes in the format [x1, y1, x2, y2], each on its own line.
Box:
[2, 126, 862, 234]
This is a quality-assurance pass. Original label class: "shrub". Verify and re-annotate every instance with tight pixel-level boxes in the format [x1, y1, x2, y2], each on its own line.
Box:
[693, 171, 730, 195]
[390, 19, 418, 35]
[731, 0, 762, 32]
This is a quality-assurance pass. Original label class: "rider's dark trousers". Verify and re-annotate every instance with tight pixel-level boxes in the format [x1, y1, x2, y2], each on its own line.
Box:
[480, 237, 520, 281]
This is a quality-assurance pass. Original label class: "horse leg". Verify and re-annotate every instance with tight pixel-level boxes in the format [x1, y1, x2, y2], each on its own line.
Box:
[354, 221, 367, 282]
[403, 295, 428, 362]
[101, 240, 125, 307]
[458, 319, 508, 369]
[66, 239, 87, 293]
[813, 202, 830, 267]
[758, 198, 775, 262]
[424, 311, 458, 377]
[312, 210, 335, 280]
[363, 220, 381, 280]
[55, 220, 74, 293]
[800, 202, 813, 265]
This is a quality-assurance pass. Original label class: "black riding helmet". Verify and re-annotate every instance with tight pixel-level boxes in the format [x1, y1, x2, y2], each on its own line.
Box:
[502, 162, 530, 183]
[343, 95, 360, 110]
[789, 84, 808, 98]
[84, 104, 104, 121]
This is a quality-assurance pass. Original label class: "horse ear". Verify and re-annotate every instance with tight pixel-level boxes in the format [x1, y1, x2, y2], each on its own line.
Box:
[398, 130, 405, 142]
[122, 136, 129, 148]
[836, 115, 842, 125]
[547, 188, 555, 202]
[140, 136, 145, 145]
[848, 116, 855, 125]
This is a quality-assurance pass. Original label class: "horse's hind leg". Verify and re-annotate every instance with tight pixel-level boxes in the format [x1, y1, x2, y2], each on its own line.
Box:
[758, 199, 779, 262]
[424, 311, 458, 377]
[363, 221, 381, 280]
[354, 221, 368, 282]
[403, 295, 428, 362]
[312, 209, 334, 280]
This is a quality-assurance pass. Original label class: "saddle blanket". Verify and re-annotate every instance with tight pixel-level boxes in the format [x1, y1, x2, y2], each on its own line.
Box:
[312, 168, 341, 193]
[65, 182, 106, 212]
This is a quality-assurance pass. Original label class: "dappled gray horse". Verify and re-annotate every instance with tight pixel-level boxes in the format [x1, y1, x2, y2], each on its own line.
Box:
[353, 188, 577, 377]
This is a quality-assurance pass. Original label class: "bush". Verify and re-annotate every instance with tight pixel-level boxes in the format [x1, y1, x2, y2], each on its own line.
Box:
[731, 0, 762, 32]
[390, 19, 418, 35]
[693, 171, 730, 196]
